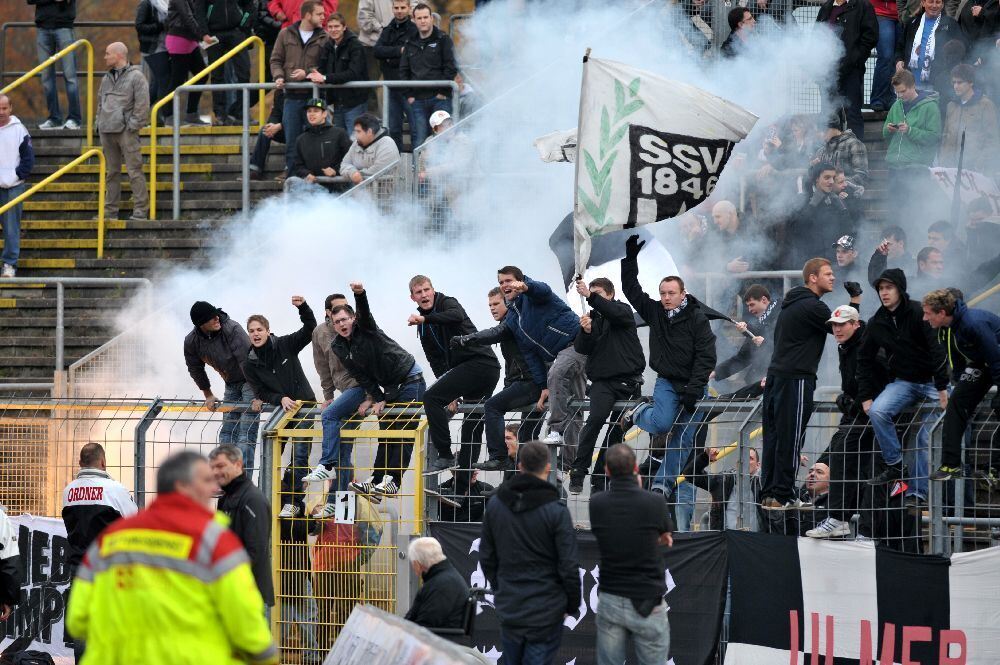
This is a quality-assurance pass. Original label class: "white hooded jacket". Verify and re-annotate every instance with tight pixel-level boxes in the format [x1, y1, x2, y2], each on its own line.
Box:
[0, 115, 33, 188]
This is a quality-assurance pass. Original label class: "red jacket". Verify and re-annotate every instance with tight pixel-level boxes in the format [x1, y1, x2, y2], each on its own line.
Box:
[870, 0, 897, 20]
[267, 0, 338, 29]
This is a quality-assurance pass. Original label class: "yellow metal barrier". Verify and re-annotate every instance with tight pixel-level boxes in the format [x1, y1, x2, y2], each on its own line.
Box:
[0, 148, 107, 258]
[270, 403, 426, 663]
[1, 39, 94, 148]
[149, 35, 266, 219]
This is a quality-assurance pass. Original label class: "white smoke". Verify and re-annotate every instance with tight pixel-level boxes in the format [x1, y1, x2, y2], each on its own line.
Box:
[109, 0, 845, 398]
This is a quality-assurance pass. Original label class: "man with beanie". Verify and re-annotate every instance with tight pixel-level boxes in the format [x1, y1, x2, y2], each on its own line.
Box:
[183, 300, 259, 468]
[859, 269, 949, 506]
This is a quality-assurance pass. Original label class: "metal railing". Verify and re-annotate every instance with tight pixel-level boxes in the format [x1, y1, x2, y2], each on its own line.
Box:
[1, 38, 94, 147]
[0, 148, 107, 255]
[0, 21, 133, 83]
[149, 35, 267, 219]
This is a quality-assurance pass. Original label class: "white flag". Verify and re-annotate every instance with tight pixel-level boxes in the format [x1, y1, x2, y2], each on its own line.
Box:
[573, 56, 758, 272]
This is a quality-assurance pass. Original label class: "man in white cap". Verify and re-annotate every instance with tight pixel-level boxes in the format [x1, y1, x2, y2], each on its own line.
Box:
[428, 109, 452, 135]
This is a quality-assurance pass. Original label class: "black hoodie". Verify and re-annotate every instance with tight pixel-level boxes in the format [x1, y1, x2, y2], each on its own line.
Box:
[856, 269, 949, 401]
[316, 29, 369, 109]
[573, 294, 645, 382]
[242, 303, 317, 405]
[416, 292, 499, 379]
[767, 286, 833, 379]
[480, 473, 580, 639]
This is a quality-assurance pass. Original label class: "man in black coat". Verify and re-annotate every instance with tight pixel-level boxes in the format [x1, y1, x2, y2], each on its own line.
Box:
[480, 442, 580, 663]
[858, 269, 949, 500]
[374, 0, 418, 150]
[408, 275, 501, 488]
[210, 444, 273, 606]
[288, 98, 351, 191]
[568, 277, 645, 495]
[712, 284, 780, 399]
[816, 0, 879, 138]
[404, 537, 469, 634]
[589, 444, 673, 665]
[242, 295, 317, 517]
[400, 3, 458, 148]
[308, 14, 369, 132]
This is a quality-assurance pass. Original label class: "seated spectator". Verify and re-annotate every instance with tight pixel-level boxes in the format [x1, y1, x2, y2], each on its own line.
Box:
[797, 461, 831, 533]
[404, 537, 469, 634]
[690, 446, 761, 531]
[286, 98, 351, 192]
[834, 168, 864, 221]
[249, 90, 286, 181]
[939, 64, 1000, 174]
[926, 219, 965, 265]
[895, 0, 966, 96]
[437, 470, 495, 522]
[309, 13, 369, 133]
[711, 200, 753, 274]
[867, 225, 916, 284]
[340, 114, 401, 186]
[787, 162, 852, 266]
[417, 110, 475, 184]
[964, 196, 1000, 268]
[813, 112, 869, 198]
[914, 245, 946, 290]
[721, 7, 755, 58]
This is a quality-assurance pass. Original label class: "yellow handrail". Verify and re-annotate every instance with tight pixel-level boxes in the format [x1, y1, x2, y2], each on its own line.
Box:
[149, 35, 266, 219]
[0, 39, 94, 148]
[0, 148, 107, 258]
[969, 282, 1000, 307]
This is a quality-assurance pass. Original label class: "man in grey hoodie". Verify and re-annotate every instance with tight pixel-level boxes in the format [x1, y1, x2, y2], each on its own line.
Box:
[340, 113, 400, 185]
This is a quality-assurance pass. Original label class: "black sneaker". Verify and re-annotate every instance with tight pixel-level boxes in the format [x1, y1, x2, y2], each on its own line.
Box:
[475, 457, 510, 472]
[619, 396, 651, 429]
[568, 476, 584, 495]
[930, 465, 960, 482]
[868, 462, 906, 486]
[425, 455, 458, 473]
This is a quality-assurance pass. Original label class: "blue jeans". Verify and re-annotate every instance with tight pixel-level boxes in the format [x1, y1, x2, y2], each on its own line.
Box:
[869, 379, 938, 496]
[0, 184, 25, 267]
[501, 623, 563, 665]
[484, 380, 542, 459]
[873, 18, 899, 110]
[333, 102, 367, 135]
[281, 97, 308, 175]
[37, 27, 81, 124]
[387, 89, 413, 151]
[220, 382, 260, 471]
[596, 592, 670, 665]
[320, 386, 366, 496]
[408, 95, 451, 148]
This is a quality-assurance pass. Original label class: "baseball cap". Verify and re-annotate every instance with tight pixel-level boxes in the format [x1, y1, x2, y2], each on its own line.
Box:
[305, 98, 326, 110]
[832, 234, 856, 251]
[827, 305, 860, 323]
[429, 110, 451, 129]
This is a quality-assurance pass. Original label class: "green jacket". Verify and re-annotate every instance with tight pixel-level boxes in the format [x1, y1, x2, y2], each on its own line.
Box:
[883, 91, 942, 168]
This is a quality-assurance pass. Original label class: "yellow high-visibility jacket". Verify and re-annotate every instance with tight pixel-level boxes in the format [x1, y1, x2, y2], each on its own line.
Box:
[66, 492, 277, 665]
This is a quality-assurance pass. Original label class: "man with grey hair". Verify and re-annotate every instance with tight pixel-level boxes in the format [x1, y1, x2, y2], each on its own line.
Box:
[404, 536, 468, 632]
[210, 444, 273, 606]
[97, 42, 149, 221]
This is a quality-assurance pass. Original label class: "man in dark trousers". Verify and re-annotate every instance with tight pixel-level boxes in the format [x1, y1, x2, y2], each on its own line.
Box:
[183, 300, 259, 468]
[761, 258, 846, 510]
[480, 442, 580, 665]
[203, 0, 256, 124]
[815, 0, 878, 138]
[241, 295, 317, 518]
[404, 537, 469, 633]
[568, 277, 645, 495]
[334, 282, 427, 499]
[590, 444, 673, 665]
[400, 2, 458, 147]
[619, 234, 716, 531]
[210, 444, 273, 607]
[409, 275, 500, 483]
[859, 269, 948, 506]
[923, 290, 1000, 481]
[373, 0, 418, 150]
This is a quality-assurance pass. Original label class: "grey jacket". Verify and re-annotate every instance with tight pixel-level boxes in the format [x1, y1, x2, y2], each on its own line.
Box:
[339, 128, 400, 179]
[312, 320, 361, 400]
[183, 312, 251, 391]
[97, 64, 150, 134]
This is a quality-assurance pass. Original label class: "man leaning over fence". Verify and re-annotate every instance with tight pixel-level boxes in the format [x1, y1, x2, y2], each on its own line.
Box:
[184, 300, 260, 468]
[66, 451, 278, 665]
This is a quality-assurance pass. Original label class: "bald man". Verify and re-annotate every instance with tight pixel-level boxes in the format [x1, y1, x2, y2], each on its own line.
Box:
[97, 42, 149, 221]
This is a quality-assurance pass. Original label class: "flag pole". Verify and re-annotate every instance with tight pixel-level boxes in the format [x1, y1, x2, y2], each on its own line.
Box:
[573, 48, 592, 311]
[950, 130, 966, 228]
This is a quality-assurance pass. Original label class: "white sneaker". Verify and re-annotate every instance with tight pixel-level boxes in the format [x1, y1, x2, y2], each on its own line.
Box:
[855, 534, 874, 543]
[63, 119, 81, 130]
[38, 119, 63, 130]
[1, 264, 14, 278]
[806, 517, 850, 539]
[303, 465, 335, 483]
[278, 503, 301, 518]
[350, 477, 378, 494]
[314, 503, 337, 519]
[542, 431, 563, 445]
[374, 475, 399, 496]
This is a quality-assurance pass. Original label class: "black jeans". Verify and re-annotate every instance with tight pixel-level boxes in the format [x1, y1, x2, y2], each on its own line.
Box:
[250, 126, 285, 173]
[570, 379, 639, 479]
[484, 380, 542, 459]
[835, 65, 866, 139]
[762, 374, 816, 503]
[206, 30, 252, 119]
[827, 411, 877, 534]
[371, 377, 426, 485]
[942, 365, 993, 467]
[167, 49, 205, 114]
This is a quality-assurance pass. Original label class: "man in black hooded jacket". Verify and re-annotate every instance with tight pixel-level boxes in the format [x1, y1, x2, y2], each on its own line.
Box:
[242, 295, 316, 517]
[408, 275, 501, 490]
[480, 442, 580, 663]
[858, 268, 949, 500]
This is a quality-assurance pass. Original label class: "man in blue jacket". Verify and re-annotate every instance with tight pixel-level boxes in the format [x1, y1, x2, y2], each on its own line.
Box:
[923, 289, 1000, 481]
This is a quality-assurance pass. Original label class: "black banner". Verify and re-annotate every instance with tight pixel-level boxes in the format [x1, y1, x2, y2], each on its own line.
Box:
[429, 523, 727, 665]
[626, 124, 734, 227]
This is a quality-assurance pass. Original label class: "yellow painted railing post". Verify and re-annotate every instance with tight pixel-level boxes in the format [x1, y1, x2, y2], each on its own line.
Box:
[149, 35, 264, 220]
[0, 148, 106, 257]
[0, 39, 95, 148]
